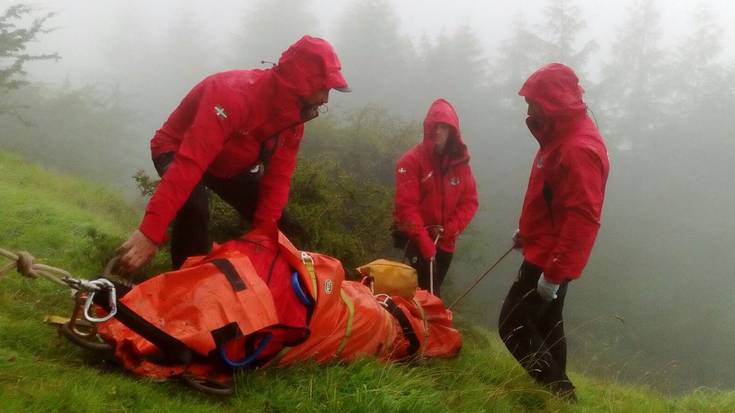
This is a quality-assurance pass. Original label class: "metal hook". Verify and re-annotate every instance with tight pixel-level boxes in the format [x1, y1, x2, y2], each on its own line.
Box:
[82, 279, 117, 323]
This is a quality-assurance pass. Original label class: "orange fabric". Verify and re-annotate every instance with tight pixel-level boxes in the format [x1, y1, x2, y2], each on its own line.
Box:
[96, 251, 280, 379]
[96, 228, 461, 383]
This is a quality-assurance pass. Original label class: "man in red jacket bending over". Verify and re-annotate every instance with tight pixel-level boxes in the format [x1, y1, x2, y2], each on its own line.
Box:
[118, 36, 350, 273]
[498, 64, 609, 400]
[393, 98, 478, 298]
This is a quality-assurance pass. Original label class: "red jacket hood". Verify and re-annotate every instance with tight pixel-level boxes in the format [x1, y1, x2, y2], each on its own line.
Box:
[273, 35, 349, 98]
[421, 98, 469, 165]
[519, 63, 587, 118]
[519, 63, 589, 146]
[250, 36, 349, 137]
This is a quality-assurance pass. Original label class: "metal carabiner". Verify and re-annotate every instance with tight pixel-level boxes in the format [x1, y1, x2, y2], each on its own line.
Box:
[82, 279, 117, 323]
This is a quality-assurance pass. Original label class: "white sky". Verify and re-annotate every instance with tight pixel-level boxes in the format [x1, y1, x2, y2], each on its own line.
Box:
[12, 0, 735, 85]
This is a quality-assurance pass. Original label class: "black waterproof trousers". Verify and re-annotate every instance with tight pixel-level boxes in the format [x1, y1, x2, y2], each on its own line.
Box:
[153, 152, 261, 269]
[498, 260, 573, 389]
[403, 239, 453, 298]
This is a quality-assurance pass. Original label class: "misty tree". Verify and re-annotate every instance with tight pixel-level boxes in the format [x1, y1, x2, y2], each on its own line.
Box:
[537, 0, 597, 74]
[595, 0, 667, 154]
[661, 3, 735, 205]
[229, 0, 319, 67]
[419, 25, 489, 115]
[333, 0, 418, 116]
[489, 14, 546, 111]
[100, 5, 223, 140]
[668, 4, 731, 116]
[0, 82, 142, 187]
[98, 2, 163, 122]
[0, 4, 58, 118]
[151, 9, 220, 119]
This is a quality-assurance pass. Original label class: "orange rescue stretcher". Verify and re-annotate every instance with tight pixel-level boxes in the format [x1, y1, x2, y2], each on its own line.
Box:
[66, 225, 462, 394]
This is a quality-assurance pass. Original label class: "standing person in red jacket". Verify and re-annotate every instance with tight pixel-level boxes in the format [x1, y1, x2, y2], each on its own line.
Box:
[498, 63, 609, 400]
[117, 36, 350, 273]
[393, 98, 478, 298]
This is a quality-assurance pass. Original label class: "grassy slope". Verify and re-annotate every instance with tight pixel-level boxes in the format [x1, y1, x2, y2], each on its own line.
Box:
[0, 150, 733, 413]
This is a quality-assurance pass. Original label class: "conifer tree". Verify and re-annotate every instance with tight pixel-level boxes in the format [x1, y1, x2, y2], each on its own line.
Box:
[0, 4, 58, 117]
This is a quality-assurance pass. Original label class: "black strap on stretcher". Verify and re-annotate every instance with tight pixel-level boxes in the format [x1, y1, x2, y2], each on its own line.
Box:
[382, 297, 420, 359]
[92, 258, 251, 366]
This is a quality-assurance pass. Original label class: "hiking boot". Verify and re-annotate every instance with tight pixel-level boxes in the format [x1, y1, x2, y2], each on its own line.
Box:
[548, 380, 577, 402]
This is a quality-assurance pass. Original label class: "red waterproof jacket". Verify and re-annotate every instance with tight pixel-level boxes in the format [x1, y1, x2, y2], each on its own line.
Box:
[518, 63, 610, 283]
[394, 99, 479, 256]
[140, 36, 348, 244]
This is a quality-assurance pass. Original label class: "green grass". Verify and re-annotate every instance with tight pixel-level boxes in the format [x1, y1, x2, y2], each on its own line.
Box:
[1, 149, 735, 412]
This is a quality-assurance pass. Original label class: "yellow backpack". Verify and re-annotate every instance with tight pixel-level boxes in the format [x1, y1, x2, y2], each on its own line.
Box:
[356, 259, 418, 299]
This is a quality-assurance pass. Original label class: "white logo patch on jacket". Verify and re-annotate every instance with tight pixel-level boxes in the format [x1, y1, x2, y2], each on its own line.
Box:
[214, 105, 228, 119]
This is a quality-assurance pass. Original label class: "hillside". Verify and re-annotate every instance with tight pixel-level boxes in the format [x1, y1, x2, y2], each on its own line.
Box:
[0, 150, 733, 412]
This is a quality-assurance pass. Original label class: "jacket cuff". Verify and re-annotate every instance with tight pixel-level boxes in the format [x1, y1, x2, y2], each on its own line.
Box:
[139, 218, 166, 246]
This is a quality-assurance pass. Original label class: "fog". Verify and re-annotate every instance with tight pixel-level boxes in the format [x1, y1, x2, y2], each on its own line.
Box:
[3, 0, 735, 393]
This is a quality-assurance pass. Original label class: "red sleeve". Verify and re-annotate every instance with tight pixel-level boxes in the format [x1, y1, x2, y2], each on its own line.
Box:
[252, 125, 304, 226]
[444, 164, 479, 238]
[394, 154, 431, 244]
[543, 145, 607, 283]
[139, 82, 243, 244]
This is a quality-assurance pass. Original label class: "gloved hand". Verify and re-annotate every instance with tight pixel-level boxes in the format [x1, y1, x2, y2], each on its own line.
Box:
[416, 232, 437, 261]
[512, 229, 522, 250]
[536, 274, 560, 301]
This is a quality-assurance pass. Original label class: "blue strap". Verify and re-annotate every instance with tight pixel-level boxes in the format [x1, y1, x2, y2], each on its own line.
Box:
[291, 271, 313, 308]
[219, 333, 273, 369]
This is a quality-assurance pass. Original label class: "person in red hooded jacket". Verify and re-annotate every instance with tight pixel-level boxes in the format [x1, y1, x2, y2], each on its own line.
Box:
[498, 63, 609, 400]
[118, 36, 350, 273]
[393, 98, 478, 298]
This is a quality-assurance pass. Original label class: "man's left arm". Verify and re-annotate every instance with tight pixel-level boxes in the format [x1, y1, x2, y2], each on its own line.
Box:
[543, 145, 608, 284]
[252, 125, 304, 227]
[444, 165, 479, 239]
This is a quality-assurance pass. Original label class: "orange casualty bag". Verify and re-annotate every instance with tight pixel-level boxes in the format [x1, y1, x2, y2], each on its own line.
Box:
[93, 224, 461, 388]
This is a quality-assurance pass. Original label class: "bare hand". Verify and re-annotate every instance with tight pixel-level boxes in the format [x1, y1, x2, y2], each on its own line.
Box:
[428, 225, 444, 240]
[117, 230, 158, 275]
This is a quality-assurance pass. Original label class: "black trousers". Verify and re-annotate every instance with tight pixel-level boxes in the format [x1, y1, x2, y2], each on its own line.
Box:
[403, 238, 453, 298]
[153, 152, 261, 269]
[498, 260, 571, 387]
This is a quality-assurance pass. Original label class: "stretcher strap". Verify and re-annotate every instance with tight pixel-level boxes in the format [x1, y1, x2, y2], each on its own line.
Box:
[335, 288, 355, 357]
[95, 294, 194, 364]
[384, 298, 420, 358]
[210, 259, 247, 292]
[300, 252, 318, 302]
[94, 257, 251, 365]
[211, 322, 241, 346]
[412, 298, 429, 353]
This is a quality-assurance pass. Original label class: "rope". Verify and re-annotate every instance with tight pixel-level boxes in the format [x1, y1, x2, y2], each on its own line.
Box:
[0, 247, 73, 288]
[447, 245, 515, 310]
[0, 246, 120, 323]
[429, 233, 440, 295]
